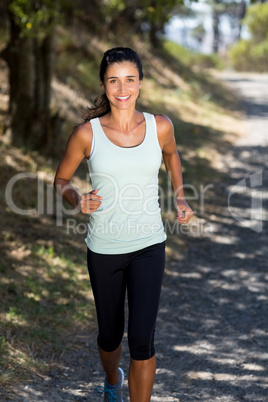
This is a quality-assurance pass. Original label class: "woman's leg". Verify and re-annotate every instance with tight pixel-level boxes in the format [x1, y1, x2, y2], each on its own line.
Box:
[87, 249, 126, 384]
[126, 242, 166, 401]
[98, 343, 122, 385]
[128, 355, 156, 402]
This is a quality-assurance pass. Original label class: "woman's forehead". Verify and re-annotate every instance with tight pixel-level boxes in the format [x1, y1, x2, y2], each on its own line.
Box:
[105, 61, 139, 77]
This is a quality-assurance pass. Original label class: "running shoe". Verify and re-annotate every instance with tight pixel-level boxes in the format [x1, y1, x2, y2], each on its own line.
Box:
[97, 367, 124, 401]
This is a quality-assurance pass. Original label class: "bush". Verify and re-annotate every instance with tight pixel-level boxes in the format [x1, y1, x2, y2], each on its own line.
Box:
[245, 2, 268, 42]
[229, 39, 268, 72]
[163, 40, 225, 70]
[192, 53, 225, 70]
[229, 3, 268, 72]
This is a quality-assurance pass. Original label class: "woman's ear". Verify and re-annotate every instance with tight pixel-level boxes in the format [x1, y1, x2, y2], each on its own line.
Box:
[101, 81, 105, 90]
[139, 80, 142, 89]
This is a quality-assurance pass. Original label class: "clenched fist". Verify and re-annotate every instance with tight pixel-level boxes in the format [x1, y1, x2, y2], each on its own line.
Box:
[80, 189, 103, 214]
[176, 199, 193, 224]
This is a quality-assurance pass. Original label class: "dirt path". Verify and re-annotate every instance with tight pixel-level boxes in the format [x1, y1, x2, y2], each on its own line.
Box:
[5, 73, 268, 401]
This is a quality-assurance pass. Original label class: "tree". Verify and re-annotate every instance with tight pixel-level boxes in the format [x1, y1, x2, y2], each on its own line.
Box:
[97, 0, 190, 46]
[206, 0, 233, 53]
[0, 0, 198, 149]
[229, 2, 268, 71]
[1, 0, 59, 150]
[208, 0, 265, 54]
[141, 0, 184, 45]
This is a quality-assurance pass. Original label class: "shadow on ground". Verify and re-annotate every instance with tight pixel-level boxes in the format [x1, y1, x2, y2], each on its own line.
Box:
[154, 141, 268, 401]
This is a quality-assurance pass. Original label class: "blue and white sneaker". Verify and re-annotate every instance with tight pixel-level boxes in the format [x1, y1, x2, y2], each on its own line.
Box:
[97, 367, 124, 401]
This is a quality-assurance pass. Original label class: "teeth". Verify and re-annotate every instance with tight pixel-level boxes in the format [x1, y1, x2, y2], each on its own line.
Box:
[116, 96, 130, 100]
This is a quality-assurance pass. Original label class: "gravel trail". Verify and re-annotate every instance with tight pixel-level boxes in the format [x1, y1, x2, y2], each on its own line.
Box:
[3, 73, 268, 401]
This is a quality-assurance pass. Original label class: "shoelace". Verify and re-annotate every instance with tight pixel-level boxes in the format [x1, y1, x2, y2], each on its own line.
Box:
[97, 385, 119, 401]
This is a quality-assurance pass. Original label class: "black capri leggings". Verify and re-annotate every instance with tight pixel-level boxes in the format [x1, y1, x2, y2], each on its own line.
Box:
[87, 242, 165, 361]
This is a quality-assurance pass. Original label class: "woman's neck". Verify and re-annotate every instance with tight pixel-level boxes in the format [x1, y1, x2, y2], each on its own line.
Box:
[103, 107, 143, 133]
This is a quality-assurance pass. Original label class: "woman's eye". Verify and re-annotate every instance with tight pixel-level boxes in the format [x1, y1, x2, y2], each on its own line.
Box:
[127, 79, 134, 82]
[110, 80, 117, 84]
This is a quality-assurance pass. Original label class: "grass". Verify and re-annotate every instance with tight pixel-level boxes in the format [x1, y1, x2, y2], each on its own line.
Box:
[0, 27, 244, 390]
[163, 40, 226, 70]
[0, 210, 95, 384]
[0, 141, 96, 385]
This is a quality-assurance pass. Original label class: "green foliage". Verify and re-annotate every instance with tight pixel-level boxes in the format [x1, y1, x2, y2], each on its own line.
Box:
[99, 0, 191, 43]
[230, 39, 268, 72]
[9, 0, 59, 38]
[229, 3, 268, 72]
[6, 0, 195, 46]
[105, 0, 125, 12]
[164, 40, 225, 70]
[244, 2, 268, 41]
[142, 0, 183, 24]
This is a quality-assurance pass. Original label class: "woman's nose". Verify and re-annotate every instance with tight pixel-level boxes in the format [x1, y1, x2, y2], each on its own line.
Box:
[118, 82, 126, 93]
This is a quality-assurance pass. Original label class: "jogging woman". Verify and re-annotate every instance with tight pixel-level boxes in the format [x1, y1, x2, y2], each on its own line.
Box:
[54, 47, 193, 402]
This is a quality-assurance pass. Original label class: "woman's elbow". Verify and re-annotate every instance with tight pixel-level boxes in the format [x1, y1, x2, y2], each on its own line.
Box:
[53, 177, 69, 192]
[53, 176, 60, 191]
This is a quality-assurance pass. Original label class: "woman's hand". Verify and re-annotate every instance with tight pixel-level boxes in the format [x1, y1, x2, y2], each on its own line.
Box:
[80, 189, 103, 214]
[176, 199, 193, 224]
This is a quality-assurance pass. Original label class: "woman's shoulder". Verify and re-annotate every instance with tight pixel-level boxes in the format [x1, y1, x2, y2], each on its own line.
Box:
[154, 114, 174, 135]
[69, 121, 93, 158]
[72, 121, 93, 141]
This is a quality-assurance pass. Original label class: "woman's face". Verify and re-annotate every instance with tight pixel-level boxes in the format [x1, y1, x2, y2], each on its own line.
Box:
[102, 61, 142, 111]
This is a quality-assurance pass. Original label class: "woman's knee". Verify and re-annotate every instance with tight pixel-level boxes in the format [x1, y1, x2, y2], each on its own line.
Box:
[128, 328, 156, 360]
[97, 333, 123, 353]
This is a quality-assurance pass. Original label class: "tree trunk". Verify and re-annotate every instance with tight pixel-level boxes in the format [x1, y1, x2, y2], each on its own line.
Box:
[212, 8, 221, 53]
[237, 0, 246, 41]
[0, 2, 57, 150]
[32, 32, 56, 150]
[12, 36, 34, 144]
[149, 22, 161, 48]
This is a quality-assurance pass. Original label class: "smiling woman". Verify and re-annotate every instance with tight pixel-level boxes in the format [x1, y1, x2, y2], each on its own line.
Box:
[54, 47, 193, 402]
[102, 61, 142, 115]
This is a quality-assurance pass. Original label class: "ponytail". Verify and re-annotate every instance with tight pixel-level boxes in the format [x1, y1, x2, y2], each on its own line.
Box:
[82, 93, 110, 122]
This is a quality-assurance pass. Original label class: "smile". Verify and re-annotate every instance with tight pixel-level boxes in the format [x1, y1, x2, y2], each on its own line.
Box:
[115, 95, 131, 101]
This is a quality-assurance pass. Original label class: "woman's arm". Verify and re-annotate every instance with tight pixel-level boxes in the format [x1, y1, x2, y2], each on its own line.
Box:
[54, 123, 102, 214]
[156, 114, 193, 224]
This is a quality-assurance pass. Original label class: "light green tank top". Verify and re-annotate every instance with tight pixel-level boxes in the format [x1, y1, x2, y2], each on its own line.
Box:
[85, 112, 167, 254]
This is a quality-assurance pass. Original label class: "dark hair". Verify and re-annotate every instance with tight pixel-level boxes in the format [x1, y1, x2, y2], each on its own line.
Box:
[82, 47, 143, 121]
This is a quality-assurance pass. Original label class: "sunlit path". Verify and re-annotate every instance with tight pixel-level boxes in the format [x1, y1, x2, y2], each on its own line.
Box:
[154, 72, 268, 401]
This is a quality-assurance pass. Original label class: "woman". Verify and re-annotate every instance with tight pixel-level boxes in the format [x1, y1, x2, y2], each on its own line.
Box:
[54, 47, 193, 402]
